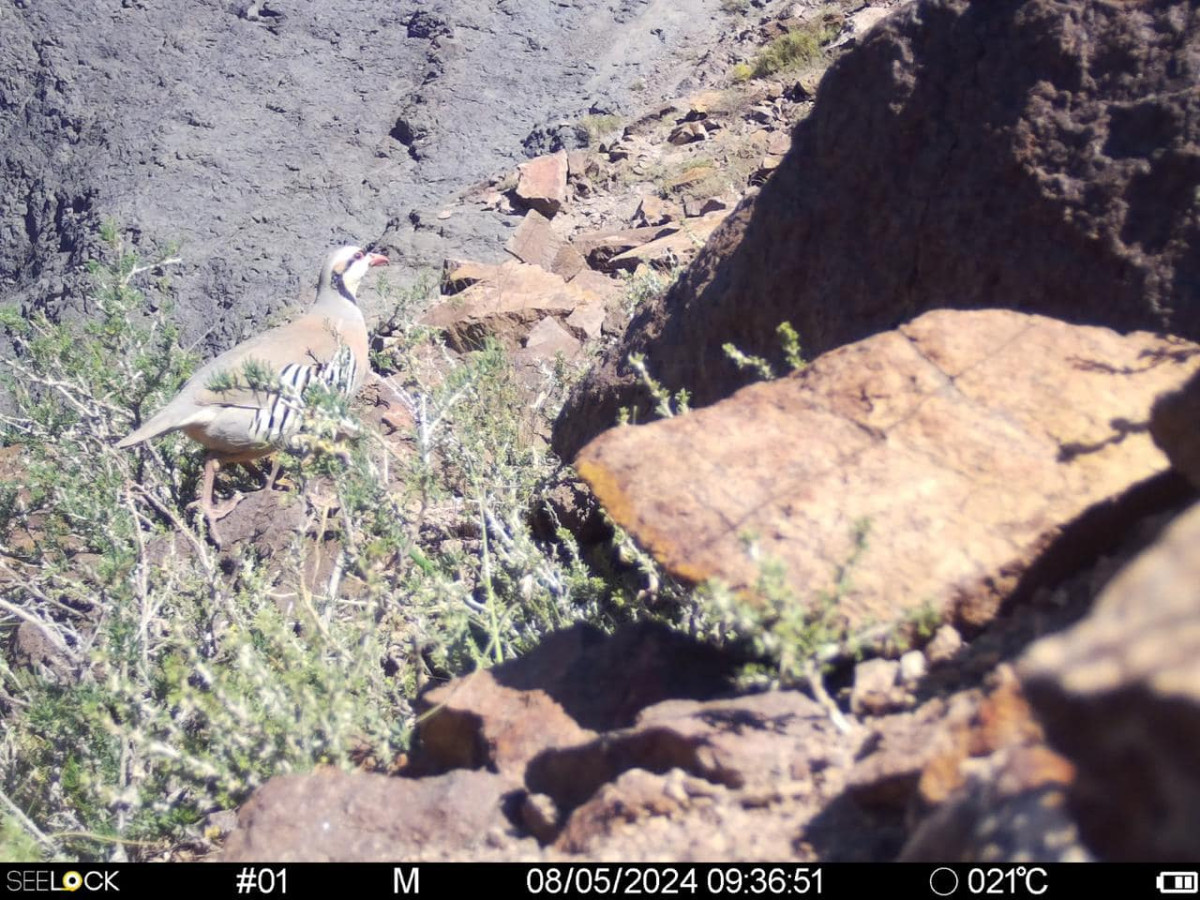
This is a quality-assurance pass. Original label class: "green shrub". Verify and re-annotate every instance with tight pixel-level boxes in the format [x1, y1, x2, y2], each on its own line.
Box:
[618, 262, 684, 319]
[693, 519, 872, 691]
[618, 352, 691, 425]
[0, 227, 614, 860]
[723, 321, 808, 381]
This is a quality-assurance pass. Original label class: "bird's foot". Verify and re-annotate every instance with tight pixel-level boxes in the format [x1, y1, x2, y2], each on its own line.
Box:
[186, 493, 243, 521]
[208, 495, 244, 521]
[187, 493, 244, 549]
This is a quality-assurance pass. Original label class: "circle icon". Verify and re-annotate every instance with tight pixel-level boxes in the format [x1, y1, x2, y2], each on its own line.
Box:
[930, 867, 959, 897]
[63, 872, 82, 892]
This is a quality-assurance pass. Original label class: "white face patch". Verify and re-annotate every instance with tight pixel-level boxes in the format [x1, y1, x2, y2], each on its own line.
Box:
[324, 246, 366, 298]
[340, 254, 371, 295]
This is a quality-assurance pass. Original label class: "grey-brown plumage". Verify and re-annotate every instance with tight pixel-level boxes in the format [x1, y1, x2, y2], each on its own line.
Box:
[117, 244, 387, 539]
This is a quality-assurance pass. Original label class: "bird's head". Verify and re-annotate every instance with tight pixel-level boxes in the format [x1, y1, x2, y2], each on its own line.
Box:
[321, 245, 389, 302]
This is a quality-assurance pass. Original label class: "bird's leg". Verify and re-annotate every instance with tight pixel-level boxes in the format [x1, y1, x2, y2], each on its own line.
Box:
[193, 455, 225, 546]
[190, 454, 219, 517]
[265, 456, 285, 490]
[189, 455, 246, 547]
[199, 457, 244, 519]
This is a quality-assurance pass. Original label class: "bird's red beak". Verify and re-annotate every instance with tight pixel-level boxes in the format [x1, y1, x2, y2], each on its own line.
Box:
[368, 253, 389, 267]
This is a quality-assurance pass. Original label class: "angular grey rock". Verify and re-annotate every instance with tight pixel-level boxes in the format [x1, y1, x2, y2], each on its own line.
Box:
[1021, 501, 1200, 861]
[220, 768, 529, 862]
[514, 153, 570, 218]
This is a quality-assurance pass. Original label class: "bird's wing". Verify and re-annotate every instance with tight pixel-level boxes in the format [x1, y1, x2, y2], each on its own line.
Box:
[184, 312, 367, 410]
[117, 311, 367, 446]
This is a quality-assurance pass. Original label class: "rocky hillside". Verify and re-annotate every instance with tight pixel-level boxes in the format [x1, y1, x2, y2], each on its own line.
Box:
[0, 0, 741, 352]
[1, 0, 1198, 867]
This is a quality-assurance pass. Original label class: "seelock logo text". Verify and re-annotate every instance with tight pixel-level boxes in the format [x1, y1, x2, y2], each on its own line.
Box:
[5, 871, 119, 893]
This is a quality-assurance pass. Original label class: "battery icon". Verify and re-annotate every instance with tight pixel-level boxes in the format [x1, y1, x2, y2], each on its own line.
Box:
[1158, 872, 1199, 894]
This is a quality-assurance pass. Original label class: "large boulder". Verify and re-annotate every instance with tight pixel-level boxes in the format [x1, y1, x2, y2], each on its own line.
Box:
[555, 0, 1200, 460]
[574, 310, 1200, 631]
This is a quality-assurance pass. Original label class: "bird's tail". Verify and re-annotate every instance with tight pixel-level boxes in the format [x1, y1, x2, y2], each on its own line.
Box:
[115, 417, 169, 449]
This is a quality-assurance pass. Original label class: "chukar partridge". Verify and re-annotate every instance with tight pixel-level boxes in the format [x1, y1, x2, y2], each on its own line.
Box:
[117, 244, 388, 538]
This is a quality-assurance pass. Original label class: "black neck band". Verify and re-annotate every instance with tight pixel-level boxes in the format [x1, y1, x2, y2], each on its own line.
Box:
[333, 273, 357, 305]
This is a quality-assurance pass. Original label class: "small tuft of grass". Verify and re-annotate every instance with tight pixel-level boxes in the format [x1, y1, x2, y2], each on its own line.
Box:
[738, 14, 842, 82]
[578, 114, 622, 144]
[751, 30, 821, 79]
